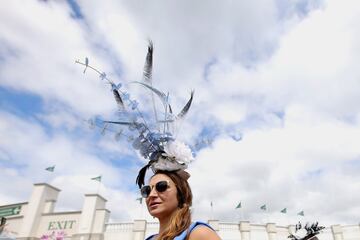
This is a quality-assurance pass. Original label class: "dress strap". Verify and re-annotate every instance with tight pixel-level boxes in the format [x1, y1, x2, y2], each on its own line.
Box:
[144, 221, 214, 240]
[144, 234, 157, 240]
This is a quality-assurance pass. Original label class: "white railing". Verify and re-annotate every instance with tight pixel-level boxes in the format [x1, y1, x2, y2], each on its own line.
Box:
[146, 222, 160, 230]
[103, 221, 360, 240]
[105, 222, 134, 232]
[219, 222, 240, 231]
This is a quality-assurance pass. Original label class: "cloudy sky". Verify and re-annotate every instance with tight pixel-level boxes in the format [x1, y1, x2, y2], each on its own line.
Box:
[1, 0, 360, 227]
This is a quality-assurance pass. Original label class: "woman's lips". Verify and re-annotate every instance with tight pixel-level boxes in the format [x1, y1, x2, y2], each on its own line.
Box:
[150, 202, 161, 208]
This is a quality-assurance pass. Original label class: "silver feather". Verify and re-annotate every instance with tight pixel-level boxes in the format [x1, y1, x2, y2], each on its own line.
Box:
[113, 89, 125, 111]
[133, 81, 169, 109]
[142, 40, 160, 130]
[143, 40, 153, 82]
[177, 90, 194, 119]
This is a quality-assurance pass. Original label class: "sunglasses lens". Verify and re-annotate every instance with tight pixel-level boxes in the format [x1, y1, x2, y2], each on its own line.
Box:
[141, 186, 151, 198]
[155, 181, 169, 193]
[141, 181, 170, 198]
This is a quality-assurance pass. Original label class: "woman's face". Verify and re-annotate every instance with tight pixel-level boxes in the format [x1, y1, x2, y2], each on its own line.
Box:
[145, 173, 179, 219]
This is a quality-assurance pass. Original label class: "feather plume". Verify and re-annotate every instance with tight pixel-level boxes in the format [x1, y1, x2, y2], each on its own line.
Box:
[142, 41, 160, 130]
[143, 40, 153, 82]
[136, 161, 154, 188]
[83, 57, 89, 73]
[112, 89, 125, 111]
[133, 81, 169, 108]
[177, 90, 194, 119]
[169, 104, 173, 114]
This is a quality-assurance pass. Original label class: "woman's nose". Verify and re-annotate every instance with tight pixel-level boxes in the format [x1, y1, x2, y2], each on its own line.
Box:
[148, 186, 158, 198]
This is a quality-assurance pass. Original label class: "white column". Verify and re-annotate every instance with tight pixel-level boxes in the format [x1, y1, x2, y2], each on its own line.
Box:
[132, 220, 146, 240]
[75, 194, 108, 240]
[92, 209, 110, 234]
[240, 221, 251, 240]
[288, 225, 295, 237]
[18, 183, 60, 239]
[332, 225, 344, 240]
[266, 223, 277, 240]
[43, 200, 56, 214]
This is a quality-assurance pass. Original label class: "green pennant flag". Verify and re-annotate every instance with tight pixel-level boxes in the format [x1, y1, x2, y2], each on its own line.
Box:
[45, 166, 55, 172]
[260, 204, 267, 211]
[297, 211, 304, 216]
[91, 175, 102, 182]
[236, 202, 241, 209]
[136, 197, 143, 204]
[281, 208, 287, 213]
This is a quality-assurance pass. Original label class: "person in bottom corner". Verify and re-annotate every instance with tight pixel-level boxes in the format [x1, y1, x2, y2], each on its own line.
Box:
[0, 217, 6, 234]
[142, 170, 221, 240]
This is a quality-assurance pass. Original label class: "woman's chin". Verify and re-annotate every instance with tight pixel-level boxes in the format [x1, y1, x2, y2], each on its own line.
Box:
[149, 209, 162, 218]
[149, 208, 170, 219]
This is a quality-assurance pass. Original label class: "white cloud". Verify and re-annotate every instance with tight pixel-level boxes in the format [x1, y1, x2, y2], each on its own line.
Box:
[1, 0, 360, 226]
[190, 103, 360, 225]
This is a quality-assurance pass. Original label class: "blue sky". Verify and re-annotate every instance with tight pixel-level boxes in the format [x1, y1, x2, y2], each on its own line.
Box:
[1, 0, 360, 225]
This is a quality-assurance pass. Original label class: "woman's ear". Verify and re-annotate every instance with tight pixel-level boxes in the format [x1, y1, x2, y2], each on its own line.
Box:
[178, 192, 185, 208]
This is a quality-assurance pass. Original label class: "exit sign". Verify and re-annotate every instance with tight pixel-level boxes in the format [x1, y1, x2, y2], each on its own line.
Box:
[0, 206, 21, 217]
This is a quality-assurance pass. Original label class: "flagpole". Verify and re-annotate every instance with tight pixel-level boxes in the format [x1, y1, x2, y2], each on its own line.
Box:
[136, 198, 145, 219]
[280, 208, 288, 226]
[141, 199, 145, 219]
[45, 165, 56, 184]
[260, 204, 268, 224]
[96, 181, 101, 194]
[141, 203, 144, 219]
[286, 209, 290, 227]
[91, 175, 102, 194]
[237, 208, 243, 222]
[236, 202, 243, 222]
[210, 201, 214, 220]
[297, 211, 305, 224]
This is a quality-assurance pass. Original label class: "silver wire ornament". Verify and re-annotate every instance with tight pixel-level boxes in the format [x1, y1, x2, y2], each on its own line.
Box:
[76, 41, 195, 188]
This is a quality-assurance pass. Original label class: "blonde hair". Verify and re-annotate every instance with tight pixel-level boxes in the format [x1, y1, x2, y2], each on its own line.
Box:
[154, 170, 193, 240]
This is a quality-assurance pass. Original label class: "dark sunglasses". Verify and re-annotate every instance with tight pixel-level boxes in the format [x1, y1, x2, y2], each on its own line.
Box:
[141, 180, 171, 198]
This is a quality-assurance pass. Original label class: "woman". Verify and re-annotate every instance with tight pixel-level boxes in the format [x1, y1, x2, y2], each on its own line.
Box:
[142, 170, 221, 240]
[80, 41, 218, 238]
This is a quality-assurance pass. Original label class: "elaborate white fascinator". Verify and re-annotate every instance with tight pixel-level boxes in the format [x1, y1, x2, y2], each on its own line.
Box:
[288, 222, 325, 240]
[76, 41, 194, 188]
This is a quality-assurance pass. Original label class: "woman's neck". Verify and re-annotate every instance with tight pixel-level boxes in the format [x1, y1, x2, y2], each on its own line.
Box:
[158, 214, 172, 236]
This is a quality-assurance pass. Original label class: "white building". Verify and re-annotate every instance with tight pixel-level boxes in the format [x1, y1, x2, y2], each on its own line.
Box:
[1, 183, 359, 240]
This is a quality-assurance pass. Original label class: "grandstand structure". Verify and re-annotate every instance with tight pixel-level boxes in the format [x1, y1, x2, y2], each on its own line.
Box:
[1, 183, 358, 240]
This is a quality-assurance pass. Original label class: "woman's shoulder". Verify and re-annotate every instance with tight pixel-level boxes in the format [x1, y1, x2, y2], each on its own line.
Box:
[188, 221, 221, 240]
[189, 226, 220, 240]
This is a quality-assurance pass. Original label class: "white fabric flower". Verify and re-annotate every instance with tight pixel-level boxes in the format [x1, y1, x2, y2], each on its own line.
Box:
[163, 140, 194, 165]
